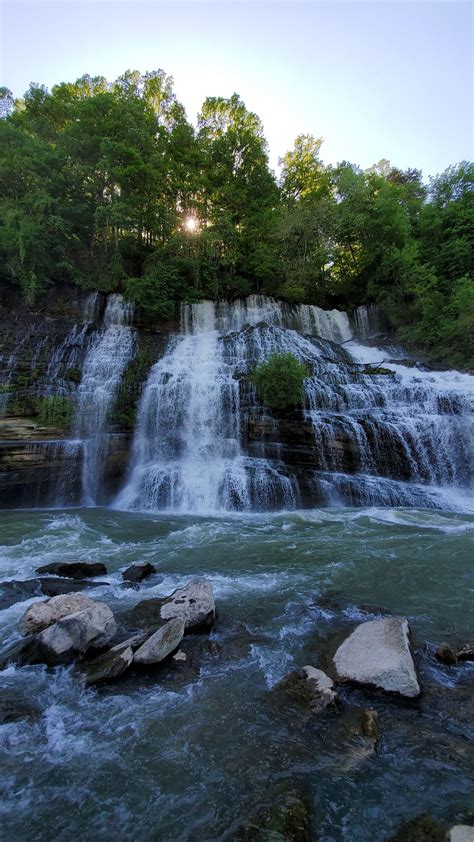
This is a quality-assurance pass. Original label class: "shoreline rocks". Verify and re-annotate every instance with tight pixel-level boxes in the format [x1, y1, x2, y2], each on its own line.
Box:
[334, 617, 420, 698]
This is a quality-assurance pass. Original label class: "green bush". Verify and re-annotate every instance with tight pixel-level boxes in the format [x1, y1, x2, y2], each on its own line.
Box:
[35, 396, 73, 428]
[252, 353, 309, 411]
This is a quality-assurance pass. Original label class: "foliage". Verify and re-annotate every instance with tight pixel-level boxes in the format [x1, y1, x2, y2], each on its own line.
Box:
[35, 396, 73, 427]
[252, 353, 309, 411]
[0, 68, 472, 366]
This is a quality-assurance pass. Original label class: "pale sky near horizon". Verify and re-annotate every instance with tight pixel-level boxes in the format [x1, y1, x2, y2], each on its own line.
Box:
[1, 0, 472, 178]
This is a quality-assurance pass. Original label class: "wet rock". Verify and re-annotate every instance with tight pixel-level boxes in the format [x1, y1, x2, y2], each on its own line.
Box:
[447, 827, 474, 842]
[456, 645, 474, 662]
[133, 618, 185, 665]
[36, 601, 117, 663]
[275, 666, 339, 712]
[360, 708, 379, 740]
[436, 643, 458, 665]
[77, 642, 133, 686]
[38, 577, 109, 597]
[334, 617, 420, 698]
[127, 579, 215, 634]
[0, 692, 42, 724]
[36, 561, 107, 579]
[19, 592, 97, 635]
[122, 563, 156, 583]
[232, 792, 311, 841]
[389, 815, 446, 841]
[160, 579, 215, 631]
[0, 578, 109, 610]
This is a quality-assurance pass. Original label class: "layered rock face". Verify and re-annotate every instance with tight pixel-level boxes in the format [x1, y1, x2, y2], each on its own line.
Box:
[1, 290, 471, 511]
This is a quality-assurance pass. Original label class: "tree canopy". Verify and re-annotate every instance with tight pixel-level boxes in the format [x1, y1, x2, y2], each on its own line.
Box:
[0, 69, 472, 367]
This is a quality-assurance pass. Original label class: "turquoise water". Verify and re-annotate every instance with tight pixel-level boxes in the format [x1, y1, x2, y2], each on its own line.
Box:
[0, 507, 473, 840]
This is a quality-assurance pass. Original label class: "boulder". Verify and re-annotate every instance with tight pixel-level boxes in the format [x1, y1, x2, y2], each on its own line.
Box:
[20, 593, 97, 635]
[127, 579, 215, 633]
[436, 643, 458, 665]
[133, 618, 185, 665]
[333, 617, 420, 698]
[36, 561, 107, 579]
[276, 665, 339, 712]
[447, 827, 474, 842]
[77, 642, 133, 686]
[160, 579, 215, 631]
[36, 602, 117, 663]
[122, 563, 156, 583]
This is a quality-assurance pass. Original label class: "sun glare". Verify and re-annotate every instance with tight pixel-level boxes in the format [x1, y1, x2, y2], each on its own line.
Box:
[184, 216, 198, 232]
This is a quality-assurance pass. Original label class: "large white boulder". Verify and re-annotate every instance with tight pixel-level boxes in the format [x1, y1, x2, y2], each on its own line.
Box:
[133, 618, 185, 665]
[37, 602, 117, 661]
[333, 617, 420, 698]
[20, 593, 97, 635]
[160, 579, 215, 630]
[447, 827, 474, 842]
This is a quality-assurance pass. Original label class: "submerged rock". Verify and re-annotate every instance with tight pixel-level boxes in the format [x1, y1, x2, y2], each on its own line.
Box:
[389, 814, 446, 841]
[36, 561, 107, 579]
[276, 665, 339, 712]
[232, 792, 311, 841]
[133, 618, 185, 665]
[78, 642, 133, 686]
[19, 593, 97, 635]
[0, 691, 42, 724]
[122, 563, 156, 583]
[36, 601, 117, 663]
[334, 617, 420, 698]
[436, 643, 458, 665]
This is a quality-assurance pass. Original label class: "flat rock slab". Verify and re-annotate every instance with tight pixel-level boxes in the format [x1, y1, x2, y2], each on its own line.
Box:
[78, 643, 133, 686]
[36, 562, 107, 579]
[160, 579, 215, 630]
[334, 617, 420, 698]
[20, 593, 97, 635]
[134, 618, 185, 665]
[122, 563, 156, 583]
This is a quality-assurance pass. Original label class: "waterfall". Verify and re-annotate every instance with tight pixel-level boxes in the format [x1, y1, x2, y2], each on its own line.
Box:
[74, 294, 135, 505]
[116, 296, 473, 514]
[353, 304, 386, 340]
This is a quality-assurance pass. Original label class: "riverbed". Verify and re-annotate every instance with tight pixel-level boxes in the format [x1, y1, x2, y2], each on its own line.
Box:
[1, 506, 473, 840]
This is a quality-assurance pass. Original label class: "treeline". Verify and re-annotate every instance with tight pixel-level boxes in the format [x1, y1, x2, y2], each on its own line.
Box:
[0, 71, 472, 367]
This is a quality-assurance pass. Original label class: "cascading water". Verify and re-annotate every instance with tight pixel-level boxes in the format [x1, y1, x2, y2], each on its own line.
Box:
[116, 296, 473, 514]
[74, 294, 135, 505]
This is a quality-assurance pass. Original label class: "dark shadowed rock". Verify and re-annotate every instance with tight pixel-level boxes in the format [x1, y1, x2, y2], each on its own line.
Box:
[77, 642, 133, 686]
[133, 618, 185, 665]
[231, 792, 311, 841]
[122, 563, 156, 583]
[0, 577, 108, 610]
[389, 814, 446, 841]
[36, 561, 107, 579]
[456, 645, 474, 662]
[436, 643, 458, 665]
[275, 666, 339, 713]
[334, 617, 420, 698]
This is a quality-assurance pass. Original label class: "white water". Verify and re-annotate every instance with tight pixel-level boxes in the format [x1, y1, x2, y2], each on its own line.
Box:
[75, 295, 135, 505]
[116, 298, 473, 514]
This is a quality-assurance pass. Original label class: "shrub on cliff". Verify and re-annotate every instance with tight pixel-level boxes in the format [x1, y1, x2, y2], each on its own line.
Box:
[251, 353, 309, 411]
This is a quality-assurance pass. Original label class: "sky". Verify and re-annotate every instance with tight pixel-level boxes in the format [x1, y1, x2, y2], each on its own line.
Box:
[1, 0, 472, 178]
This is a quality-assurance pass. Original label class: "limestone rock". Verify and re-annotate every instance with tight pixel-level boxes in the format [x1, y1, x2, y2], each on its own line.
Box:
[19, 593, 97, 635]
[447, 827, 474, 842]
[37, 602, 117, 662]
[133, 618, 185, 665]
[436, 643, 458, 665]
[160, 579, 215, 630]
[276, 665, 339, 712]
[334, 617, 420, 698]
[78, 642, 133, 686]
[36, 561, 107, 579]
[122, 563, 156, 583]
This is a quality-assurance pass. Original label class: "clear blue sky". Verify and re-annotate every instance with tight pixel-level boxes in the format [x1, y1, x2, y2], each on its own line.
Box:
[1, 1, 472, 177]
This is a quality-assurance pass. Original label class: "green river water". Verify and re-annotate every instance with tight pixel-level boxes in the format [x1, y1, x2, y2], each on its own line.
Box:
[0, 506, 473, 840]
